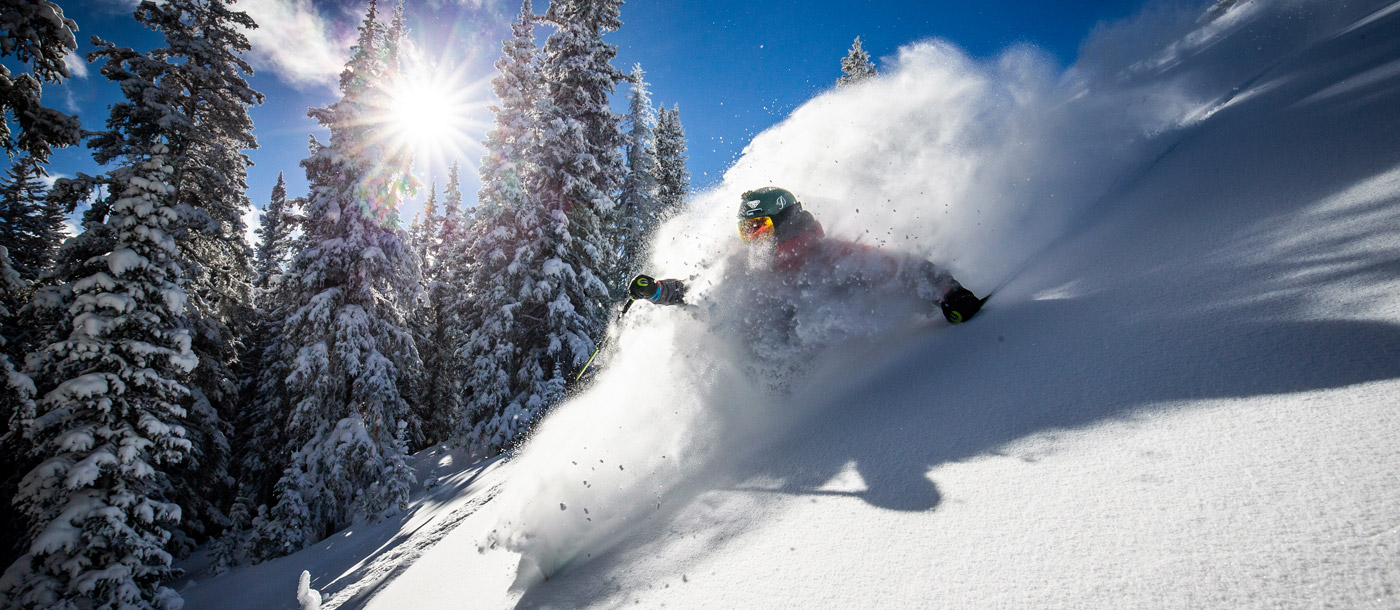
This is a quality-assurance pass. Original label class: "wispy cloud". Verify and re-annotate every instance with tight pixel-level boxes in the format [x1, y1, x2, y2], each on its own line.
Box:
[101, 1, 367, 90]
[103, 0, 348, 89]
[237, 0, 350, 90]
[104, 0, 142, 12]
[62, 89, 81, 114]
[60, 50, 88, 114]
[63, 50, 88, 79]
[427, 0, 495, 7]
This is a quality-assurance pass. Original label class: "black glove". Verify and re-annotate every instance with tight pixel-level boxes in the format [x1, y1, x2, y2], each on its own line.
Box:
[629, 274, 687, 306]
[940, 285, 982, 324]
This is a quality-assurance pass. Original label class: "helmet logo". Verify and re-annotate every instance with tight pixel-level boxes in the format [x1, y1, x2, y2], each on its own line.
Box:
[776, 196, 787, 206]
[745, 199, 763, 210]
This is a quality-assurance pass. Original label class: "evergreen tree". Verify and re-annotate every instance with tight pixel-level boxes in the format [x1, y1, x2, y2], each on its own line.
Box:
[521, 0, 626, 384]
[654, 104, 690, 215]
[0, 0, 82, 163]
[81, 0, 265, 555]
[235, 175, 297, 510]
[537, 0, 627, 226]
[447, 1, 542, 452]
[252, 172, 295, 289]
[439, 162, 465, 259]
[618, 63, 661, 276]
[0, 156, 63, 283]
[442, 0, 545, 453]
[260, 0, 422, 555]
[0, 4, 81, 462]
[410, 179, 449, 446]
[0, 182, 116, 570]
[409, 181, 441, 269]
[415, 164, 466, 446]
[0, 142, 192, 610]
[223, 175, 298, 569]
[0, 245, 35, 568]
[837, 36, 877, 88]
[453, 0, 630, 455]
[0, 4, 82, 478]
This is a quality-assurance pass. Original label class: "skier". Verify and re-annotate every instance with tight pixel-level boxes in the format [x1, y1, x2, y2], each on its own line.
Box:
[629, 186, 983, 323]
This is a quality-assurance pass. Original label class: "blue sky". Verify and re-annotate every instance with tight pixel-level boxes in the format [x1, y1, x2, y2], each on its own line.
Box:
[35, 0, 1148, 227]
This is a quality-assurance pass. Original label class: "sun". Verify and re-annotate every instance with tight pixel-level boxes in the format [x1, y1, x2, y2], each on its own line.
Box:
[390, 78, 454, 150]
[384, 70, 487, 173]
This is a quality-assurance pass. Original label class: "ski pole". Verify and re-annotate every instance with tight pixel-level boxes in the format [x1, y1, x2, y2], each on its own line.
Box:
[575, 299, 634, 382]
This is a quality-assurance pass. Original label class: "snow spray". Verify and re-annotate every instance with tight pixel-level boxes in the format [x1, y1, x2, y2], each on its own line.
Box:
[482, 0, 1387, 583]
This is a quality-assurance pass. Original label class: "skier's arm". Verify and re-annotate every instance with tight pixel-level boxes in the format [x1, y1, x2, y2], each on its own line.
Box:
[629, 274, 687, 306]
[907, 259, 982, 323]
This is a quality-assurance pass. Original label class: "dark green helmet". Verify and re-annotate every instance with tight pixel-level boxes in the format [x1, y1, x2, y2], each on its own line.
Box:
[738, 186, 800, 220]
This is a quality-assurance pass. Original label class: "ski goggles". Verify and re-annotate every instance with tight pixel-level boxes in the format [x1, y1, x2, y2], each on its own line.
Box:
[738, 215, 775, 241]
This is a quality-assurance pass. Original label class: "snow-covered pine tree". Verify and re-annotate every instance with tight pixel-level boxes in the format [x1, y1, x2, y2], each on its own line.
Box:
[537, 0, 627, 259]
[0, 3, 82, 440]
[485, 0, 626, 421]
[415, 165, 465, 446]
[618, 63, 661, 278]
[0, 3, 84, 500]
[0, 156, 64, 282]
[261, 0, 422, 554]
[0, 142, 193, 610]
[386, 1, 406, 59]
[409, 180, 450, 446]
[0, 160, 57, 510]
[409, 181, 441, 269]
[405, 179, 440, 444]
[0, 0, 82, 163]
[252, 172, 295, 291]
[82, 0, 266, 555]
[654, 103, 690, 217]
[449, 0, 543, 453]
[0, 244, 36, 568]
[219, 174, 299, 570]
[439, 162, 465, 260]
[837, 36, 877, 87]
[450, 0, 627, 455]
[234, 173, 297, 513]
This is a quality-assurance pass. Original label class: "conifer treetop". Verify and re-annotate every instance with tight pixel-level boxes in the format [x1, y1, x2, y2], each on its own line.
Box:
[837, 36, 878, 88]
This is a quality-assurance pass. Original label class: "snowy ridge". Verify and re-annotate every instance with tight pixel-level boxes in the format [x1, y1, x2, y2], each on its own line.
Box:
[179, 0, 1400, 607]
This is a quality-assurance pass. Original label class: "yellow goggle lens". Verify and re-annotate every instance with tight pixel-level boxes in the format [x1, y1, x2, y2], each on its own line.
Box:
[738, 216, 774, 241]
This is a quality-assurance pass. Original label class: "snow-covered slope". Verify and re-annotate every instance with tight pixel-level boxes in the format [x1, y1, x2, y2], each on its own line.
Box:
[177, 1, 1400, 607]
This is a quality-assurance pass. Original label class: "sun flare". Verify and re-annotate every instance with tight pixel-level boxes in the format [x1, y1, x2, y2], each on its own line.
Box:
[384, 71, 486, 173]
[391, 80, 454, 148]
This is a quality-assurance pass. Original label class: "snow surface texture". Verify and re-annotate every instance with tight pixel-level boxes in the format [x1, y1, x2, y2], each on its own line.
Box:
[178, 0, 1400, 607]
